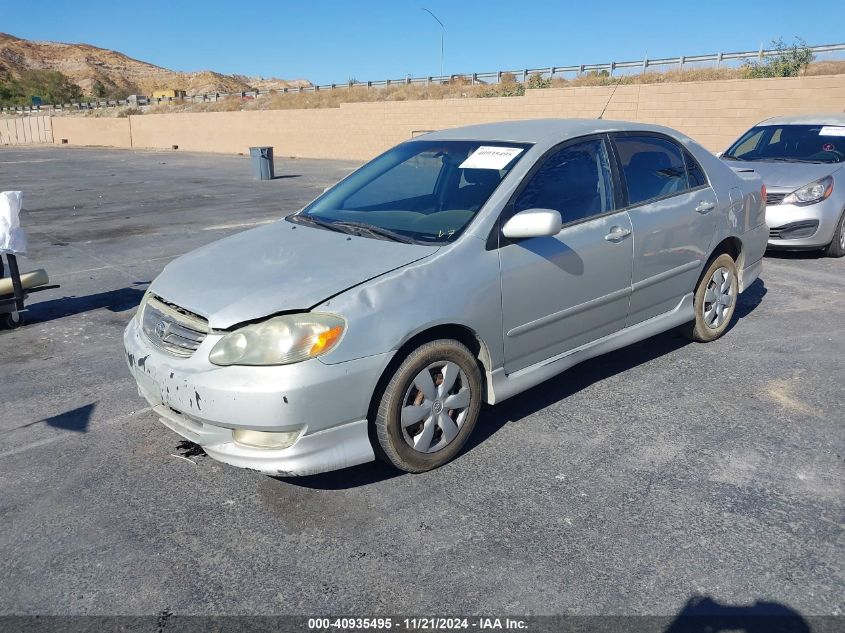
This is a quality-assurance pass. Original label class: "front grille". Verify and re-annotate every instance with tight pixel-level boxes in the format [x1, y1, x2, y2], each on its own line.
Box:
[769, 220, 819, 240]
[141, 294, 209, 358]
[766, 192, 787, 205]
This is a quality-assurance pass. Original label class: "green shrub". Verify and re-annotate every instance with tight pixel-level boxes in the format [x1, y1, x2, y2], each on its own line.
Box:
[743, 38, 814, 78]
[527, 72, 551, 89]
[482, 82, 525, 98]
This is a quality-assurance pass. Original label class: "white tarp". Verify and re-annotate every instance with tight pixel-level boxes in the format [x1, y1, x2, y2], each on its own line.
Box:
[0, 191, 27, 255]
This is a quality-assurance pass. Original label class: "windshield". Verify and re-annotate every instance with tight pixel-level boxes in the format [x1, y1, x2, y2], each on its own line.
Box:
[724, 124, 845, 164]
[295, 140, 531, 243]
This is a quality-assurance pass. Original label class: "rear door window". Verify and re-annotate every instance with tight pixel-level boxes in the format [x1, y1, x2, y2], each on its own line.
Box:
[614, 135, 689, 205]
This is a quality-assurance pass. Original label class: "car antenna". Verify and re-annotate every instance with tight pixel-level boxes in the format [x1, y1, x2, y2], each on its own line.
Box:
[598, 77, 623, 120]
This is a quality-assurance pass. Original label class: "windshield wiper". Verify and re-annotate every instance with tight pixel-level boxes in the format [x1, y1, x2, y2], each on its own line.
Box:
[760, 157, 824, 164]
[334, 221, 415, 244]
[721, 155, 744, 161]
[289, 213, 347, 234]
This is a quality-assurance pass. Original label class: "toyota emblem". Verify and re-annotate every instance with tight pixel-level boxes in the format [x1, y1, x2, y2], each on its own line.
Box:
[154, 320, 168, 339]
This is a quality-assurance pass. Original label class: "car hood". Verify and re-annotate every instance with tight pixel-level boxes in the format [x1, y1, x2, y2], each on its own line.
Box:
[724, 160, 840, 189]
[150, 220, 439, 329]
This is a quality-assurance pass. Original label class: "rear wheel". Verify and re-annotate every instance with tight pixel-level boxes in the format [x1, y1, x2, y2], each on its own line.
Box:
[681, 253, 738, 342]
[374, 339, 482, 473]
[824, 211, 845, 258]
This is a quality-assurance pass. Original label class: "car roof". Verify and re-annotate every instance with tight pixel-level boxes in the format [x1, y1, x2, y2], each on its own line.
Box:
[417, 118, 686, 145]
[758, 113, 845, 126]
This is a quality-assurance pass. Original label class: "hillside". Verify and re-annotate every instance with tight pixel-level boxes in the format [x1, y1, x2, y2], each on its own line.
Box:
[0, 32, 310, 97]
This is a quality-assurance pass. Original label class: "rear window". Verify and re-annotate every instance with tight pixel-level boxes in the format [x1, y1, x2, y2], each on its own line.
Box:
[723, 124, 845, 164]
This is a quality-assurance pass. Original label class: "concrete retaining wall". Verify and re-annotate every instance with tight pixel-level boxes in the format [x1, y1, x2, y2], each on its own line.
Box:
[0, 116, 53, 145]
[28, 74, 845, 158]
[50, 117, 132, 148]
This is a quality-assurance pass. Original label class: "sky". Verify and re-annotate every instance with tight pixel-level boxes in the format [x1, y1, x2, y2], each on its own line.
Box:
[5, 0, 844, 85]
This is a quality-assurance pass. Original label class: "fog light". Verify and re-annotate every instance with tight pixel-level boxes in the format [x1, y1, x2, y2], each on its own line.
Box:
[232, 428, 300, 450]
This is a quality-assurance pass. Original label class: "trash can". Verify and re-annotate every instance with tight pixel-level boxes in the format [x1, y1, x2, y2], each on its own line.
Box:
[249, 146, 275, 180]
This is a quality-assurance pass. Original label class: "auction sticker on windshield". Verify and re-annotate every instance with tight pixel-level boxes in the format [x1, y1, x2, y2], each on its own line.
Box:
[819, 126, 845, 137]
[459, 146, 524, 169]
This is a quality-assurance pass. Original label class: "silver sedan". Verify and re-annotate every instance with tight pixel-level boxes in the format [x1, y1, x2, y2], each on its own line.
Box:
[124, 119, 767, 476]
[721, 113, 845, 257]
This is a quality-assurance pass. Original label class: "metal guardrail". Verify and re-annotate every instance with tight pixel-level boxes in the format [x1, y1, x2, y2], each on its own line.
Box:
[3, 42, 845, 114]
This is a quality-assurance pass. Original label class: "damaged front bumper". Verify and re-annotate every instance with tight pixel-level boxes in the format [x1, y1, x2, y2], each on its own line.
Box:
[123, 316, 390, 476]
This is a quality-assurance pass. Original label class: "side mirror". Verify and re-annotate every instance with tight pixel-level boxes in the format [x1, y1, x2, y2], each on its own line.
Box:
[502, 208, 562, 239]
[715, 151, 724, 158]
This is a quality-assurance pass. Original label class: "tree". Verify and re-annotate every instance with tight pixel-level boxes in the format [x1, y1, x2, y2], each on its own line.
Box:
[0, 69, 84, 106]
[0, 81, 13, 104]
[92, 79, 108, 98]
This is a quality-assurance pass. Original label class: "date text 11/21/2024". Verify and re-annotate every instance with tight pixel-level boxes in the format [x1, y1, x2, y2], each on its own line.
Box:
[306, 617, 528, 630]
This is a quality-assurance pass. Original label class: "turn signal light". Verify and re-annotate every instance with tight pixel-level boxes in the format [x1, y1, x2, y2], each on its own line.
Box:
[310, 325, 343, 356]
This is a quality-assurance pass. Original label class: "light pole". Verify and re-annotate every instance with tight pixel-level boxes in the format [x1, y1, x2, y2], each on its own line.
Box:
[421, 7, 445, 80]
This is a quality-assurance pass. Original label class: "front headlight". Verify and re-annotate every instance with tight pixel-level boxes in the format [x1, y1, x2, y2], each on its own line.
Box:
[209, 313, 345, 366]
[136, 289, 151, 323]
[783, 176, 833, 206]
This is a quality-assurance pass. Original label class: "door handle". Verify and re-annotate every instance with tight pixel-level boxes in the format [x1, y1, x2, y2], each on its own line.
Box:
[696, 201, 716, 214]
[604, 226, 631, 242]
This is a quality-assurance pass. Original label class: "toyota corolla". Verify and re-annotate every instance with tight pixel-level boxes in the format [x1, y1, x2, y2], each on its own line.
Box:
[125, 119, 767, 476]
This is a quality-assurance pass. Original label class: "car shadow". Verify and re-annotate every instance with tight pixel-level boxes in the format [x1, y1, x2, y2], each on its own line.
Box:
[729, 277, 767, 324]
[468, 278, 765, 455]
[764, 248, 824, 260]
[280, 281, 766, 490]
[272, 459, 403, 490]
[464, 328, 691, 456]
[24, 285, 147, 326]
[663, 595, 811, 633]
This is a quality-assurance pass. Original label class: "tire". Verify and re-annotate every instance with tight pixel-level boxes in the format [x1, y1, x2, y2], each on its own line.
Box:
[2, 311, 23, 329]
[823, 211, 845, 258]
[681, 253, 738, 342]
[374, 339, 482, 473]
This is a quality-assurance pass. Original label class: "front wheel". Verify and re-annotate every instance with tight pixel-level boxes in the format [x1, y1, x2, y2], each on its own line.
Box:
[824, 211, 845, 258]
[681, 253, 738, 342]
[374, 339, 482, 473]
